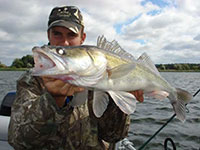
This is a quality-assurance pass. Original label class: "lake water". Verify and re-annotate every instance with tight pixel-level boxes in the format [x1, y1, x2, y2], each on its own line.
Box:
[129, 72, 200, 150]
[0, 71, 200, 150]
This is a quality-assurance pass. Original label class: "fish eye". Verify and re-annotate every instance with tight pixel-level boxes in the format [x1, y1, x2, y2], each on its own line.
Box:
[56, 47, 65, 55]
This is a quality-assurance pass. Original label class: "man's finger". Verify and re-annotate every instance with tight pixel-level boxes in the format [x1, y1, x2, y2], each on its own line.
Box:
[130, 90, 144, 103]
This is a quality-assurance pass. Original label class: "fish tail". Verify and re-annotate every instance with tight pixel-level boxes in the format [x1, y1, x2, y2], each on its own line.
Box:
[172, 88, 192, 122]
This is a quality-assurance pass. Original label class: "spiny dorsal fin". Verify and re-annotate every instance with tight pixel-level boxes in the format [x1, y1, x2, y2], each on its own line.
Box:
[97, 35, 136, 61]
[137, 52, 160, 76]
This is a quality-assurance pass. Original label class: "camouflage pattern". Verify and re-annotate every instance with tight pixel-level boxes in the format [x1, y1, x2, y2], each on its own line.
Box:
[8, 71, 130, 150]
[48, 6, 84, 33]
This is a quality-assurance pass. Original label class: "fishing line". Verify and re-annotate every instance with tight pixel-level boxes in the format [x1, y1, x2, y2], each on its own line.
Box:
[138, 88, 200, 150]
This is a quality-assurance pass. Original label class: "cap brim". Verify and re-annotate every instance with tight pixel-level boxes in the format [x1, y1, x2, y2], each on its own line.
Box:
[48, 20, 81, 34]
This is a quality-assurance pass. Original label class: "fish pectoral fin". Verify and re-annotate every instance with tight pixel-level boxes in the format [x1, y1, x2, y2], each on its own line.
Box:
[145, 90, 169, 100]
[93, 91, 110, 117]
[107, 91, 137, 115]
[108, 63, 136, 79]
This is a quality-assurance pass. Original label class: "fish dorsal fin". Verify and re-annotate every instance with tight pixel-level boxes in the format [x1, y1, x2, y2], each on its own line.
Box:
[97, 35, 136, 61]
[137, 52, 160, 76]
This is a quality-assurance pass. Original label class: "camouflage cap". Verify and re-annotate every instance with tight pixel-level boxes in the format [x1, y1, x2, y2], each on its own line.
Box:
[48, 6, 84, 34]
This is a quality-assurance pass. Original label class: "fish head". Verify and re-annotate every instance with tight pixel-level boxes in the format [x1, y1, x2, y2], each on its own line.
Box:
[31, 45, 97, 78]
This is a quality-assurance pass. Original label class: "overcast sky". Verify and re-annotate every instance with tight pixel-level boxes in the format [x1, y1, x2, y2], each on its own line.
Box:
[0, 0, 200, 66]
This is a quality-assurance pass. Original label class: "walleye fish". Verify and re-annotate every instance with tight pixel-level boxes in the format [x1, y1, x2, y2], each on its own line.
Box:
[31, 36, 192, 122]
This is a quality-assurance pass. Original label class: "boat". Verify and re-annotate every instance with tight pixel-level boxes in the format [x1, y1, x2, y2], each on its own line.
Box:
[0, 92, 15, 150]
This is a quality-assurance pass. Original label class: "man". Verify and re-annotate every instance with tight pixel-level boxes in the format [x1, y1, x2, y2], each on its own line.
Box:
[8, 6, 143, 150]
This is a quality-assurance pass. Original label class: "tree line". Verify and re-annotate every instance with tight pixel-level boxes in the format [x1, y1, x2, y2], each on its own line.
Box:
[0, 55, 34, 69]
[0, 55, 200, 71]
[156, 64, 200, 71]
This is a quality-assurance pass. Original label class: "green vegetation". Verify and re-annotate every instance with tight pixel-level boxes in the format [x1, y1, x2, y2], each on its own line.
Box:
[11, 55, 34, 68]
[0, 55, 200, 72]
[156, 64, 200, 72]
[0, 68, 28, 71]
[0, 55, 34, 71]
[0, 62, 7, 68]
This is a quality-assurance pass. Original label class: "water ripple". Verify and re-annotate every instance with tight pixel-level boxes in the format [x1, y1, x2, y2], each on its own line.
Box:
[0, 71, 200, 150]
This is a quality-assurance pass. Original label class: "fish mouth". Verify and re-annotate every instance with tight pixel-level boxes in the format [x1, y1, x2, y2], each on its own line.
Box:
[31, 47, 65, 76]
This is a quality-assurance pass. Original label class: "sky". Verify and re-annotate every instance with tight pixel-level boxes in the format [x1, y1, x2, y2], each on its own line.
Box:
[0, 0, 200, 66]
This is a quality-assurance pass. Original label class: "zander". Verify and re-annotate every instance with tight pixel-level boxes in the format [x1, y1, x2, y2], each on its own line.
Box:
[32, 36, 192, 122]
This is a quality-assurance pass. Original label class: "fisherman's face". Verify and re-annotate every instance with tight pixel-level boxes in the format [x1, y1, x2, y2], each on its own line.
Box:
[48, 26, 86, 46]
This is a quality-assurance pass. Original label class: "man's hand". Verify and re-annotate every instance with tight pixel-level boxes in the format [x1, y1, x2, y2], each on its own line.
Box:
[42, 77, 84, 107]
[129, 90, 144, 102]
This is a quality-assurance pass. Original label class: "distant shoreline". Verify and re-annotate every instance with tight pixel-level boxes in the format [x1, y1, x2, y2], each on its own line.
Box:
[158, 69, 200, 72]
[0, 68, 28, 71]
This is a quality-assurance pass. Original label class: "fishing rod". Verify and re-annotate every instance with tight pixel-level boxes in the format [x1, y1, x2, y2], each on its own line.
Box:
[138, 88, 200, 150]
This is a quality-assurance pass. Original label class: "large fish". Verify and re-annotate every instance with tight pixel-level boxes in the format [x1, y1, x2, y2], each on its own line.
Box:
[31, 36, 192, 122]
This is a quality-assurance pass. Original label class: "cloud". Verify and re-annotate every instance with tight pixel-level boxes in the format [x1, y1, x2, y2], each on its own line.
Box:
[119, 1, 200, 63]
[0, 0, 200, 65]
[194, 34, 200, 41]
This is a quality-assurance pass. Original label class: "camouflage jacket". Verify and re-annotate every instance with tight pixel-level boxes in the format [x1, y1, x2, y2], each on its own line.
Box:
[8, 71, 130, 150]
